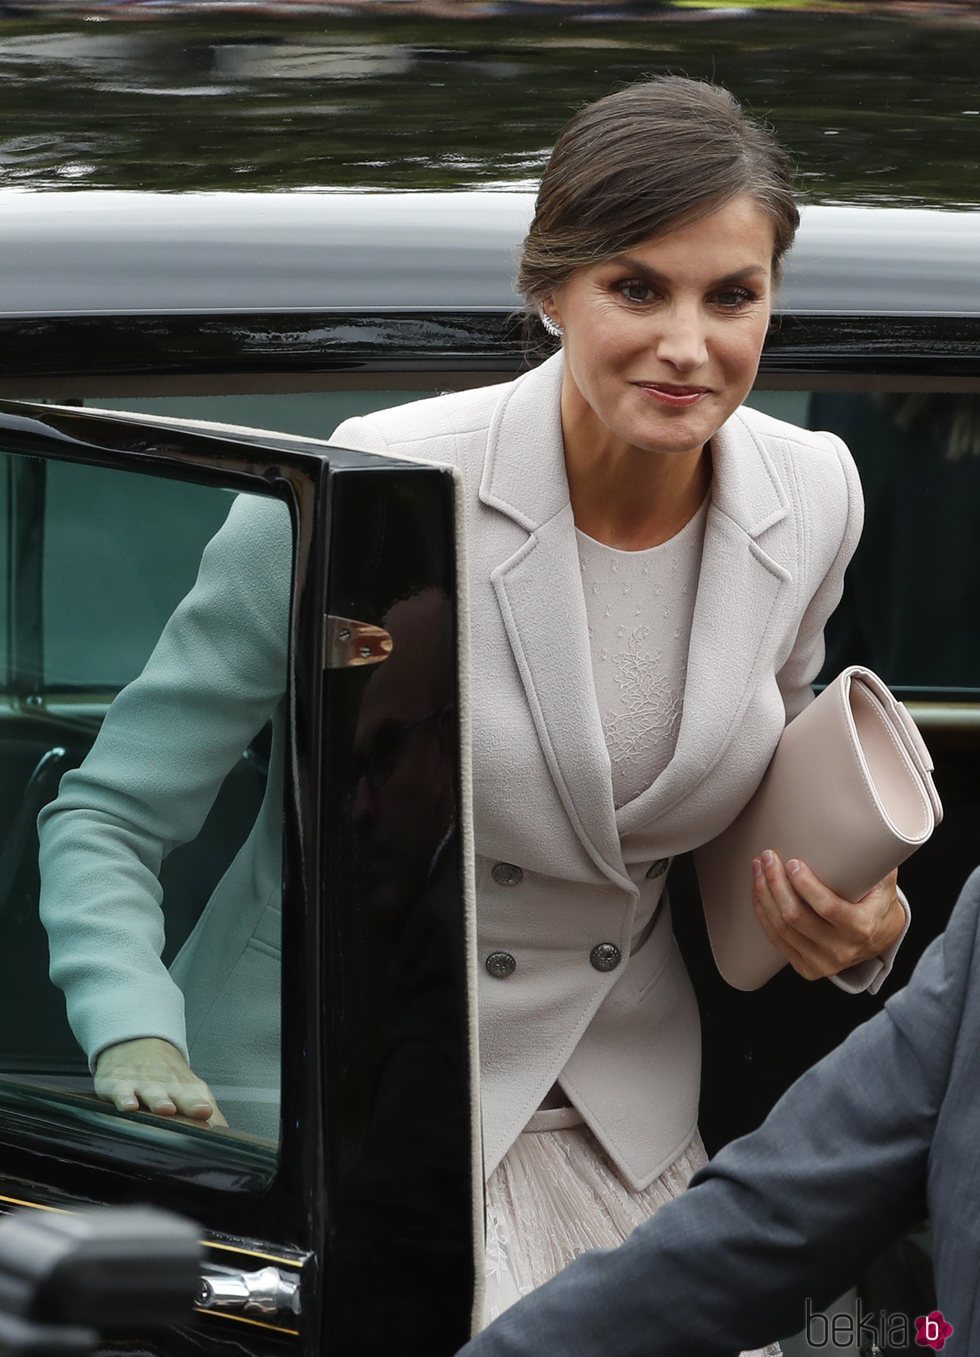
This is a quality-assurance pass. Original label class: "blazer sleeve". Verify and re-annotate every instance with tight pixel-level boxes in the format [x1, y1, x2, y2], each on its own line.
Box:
[460, 869, 980, 1357]
[775, 430, 864, 724]
[772, 429, 908, 995]
[38, 493, 291, 1065]
[331, 413, 397, 456]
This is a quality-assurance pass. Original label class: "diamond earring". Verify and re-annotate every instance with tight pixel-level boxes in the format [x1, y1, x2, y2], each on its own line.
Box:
[539, 312, 564, 339]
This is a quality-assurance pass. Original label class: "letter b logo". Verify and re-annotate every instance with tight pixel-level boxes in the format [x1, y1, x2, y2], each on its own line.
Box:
[915, 1310, 954, 1350]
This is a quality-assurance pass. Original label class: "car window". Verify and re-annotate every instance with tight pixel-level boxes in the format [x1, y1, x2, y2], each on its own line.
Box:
[69, 378, 980, 699]
[85, 389, 433, 442]
[747, 387, 980, 695]
[43, 458, 236, 690]
[0, 446, 288, 1180]
[0, 455, 7, 671]
[809, 390, 980, 692]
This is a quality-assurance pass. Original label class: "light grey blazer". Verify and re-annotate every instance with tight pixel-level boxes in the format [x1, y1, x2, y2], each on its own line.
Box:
[39, 353, 894, 1173]
[330, 352, 898, 1188]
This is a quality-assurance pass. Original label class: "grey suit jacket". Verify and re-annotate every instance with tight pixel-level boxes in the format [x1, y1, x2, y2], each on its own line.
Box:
[460, 868, 980, 1356]
[332, 353, 901, 1187]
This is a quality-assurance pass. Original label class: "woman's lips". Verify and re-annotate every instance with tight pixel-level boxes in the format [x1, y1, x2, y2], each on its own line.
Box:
[636, 383, 710, 409]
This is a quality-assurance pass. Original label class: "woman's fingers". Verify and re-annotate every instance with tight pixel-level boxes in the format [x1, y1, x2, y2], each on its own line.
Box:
[752, 886, 820, 979]
[779, 858, 903, 958]
[752, 856, 828, 980]
[752, 851, 904, 977]
[754, 852, 836, 947]
[93, 1037, 223, 1124]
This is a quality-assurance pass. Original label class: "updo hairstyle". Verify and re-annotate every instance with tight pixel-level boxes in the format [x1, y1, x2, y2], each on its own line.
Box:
[518, 76, 800, 342]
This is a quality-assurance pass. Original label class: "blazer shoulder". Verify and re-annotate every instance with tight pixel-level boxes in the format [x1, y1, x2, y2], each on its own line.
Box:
[736, 405, 862, 531]
[737, 404, 858, 477]
[331, 377, 516, 464]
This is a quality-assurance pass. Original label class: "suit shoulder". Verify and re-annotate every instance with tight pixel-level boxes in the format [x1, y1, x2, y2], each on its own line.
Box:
[332, 378, 513, 460]
[735, 404, 860, 509]
[736, 403, 853, 462]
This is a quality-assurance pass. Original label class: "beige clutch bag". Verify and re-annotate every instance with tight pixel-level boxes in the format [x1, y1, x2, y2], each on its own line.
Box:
[693, 666, 943, 991]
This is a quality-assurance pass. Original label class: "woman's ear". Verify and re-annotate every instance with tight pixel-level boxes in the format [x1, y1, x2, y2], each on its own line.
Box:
[537, 294, 564, 339]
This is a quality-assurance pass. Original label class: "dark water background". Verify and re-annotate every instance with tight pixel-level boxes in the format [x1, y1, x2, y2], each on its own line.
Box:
[0, 6, 978, 203]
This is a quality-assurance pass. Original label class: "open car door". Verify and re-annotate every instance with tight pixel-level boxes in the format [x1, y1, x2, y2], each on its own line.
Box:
[0, 402, 479, 1357]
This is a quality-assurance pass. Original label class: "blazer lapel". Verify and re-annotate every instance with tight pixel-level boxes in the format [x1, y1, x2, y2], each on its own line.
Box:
[481, 355, 628, 887]
[616, 410, 793, 835]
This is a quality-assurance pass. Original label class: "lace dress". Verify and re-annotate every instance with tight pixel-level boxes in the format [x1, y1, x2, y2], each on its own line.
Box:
[482, 500, 782, 1356]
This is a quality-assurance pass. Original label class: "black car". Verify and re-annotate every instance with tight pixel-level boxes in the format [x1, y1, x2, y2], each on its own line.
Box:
[1, 11, 979, 1354]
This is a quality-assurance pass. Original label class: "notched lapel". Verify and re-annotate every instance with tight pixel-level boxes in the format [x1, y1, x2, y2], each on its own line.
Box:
[492, 508, 627, 886]
[480, 353, 627, 885]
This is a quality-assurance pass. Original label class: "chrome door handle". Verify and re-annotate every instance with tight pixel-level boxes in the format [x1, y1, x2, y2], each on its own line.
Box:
[196, 1264, 301, 1317]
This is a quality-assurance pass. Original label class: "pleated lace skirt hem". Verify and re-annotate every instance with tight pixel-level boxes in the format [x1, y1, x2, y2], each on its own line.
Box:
[483, 1106, 781, 1357]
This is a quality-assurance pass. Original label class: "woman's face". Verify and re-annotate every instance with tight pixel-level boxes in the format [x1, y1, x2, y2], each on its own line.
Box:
[544, 194, 776, 461]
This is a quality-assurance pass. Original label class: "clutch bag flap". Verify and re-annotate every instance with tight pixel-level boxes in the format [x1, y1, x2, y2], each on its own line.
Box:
[693, 667, 942, 991]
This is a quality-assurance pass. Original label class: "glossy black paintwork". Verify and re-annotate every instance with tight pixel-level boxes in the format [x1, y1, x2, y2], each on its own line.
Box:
[3, 310, 980, 394]
[0, 312, 523, 384]
[320, 465, 474, 1357]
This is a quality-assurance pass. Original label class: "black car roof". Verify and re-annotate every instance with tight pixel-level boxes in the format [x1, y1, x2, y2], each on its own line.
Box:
[2, 190, 978, 321]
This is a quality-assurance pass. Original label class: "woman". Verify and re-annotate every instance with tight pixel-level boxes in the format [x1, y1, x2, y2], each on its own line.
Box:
[39, 77, 906, 1348]
[325, 77, 907, 1333]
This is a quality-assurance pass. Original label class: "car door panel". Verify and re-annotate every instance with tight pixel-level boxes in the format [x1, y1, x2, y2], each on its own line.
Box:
[0, 403, 478, 1357]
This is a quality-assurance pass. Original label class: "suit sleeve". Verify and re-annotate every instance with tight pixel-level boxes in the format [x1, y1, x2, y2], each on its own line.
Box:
[460, 870, 980, 1357]
[776, 431, 864, 723]
[330, 413, 396, 456]
[38, 494, 291, 1065]
[773, 430, 907, 995]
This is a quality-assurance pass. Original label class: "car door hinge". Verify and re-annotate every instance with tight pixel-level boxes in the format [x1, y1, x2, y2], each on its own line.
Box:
[196, 1264, 301, 1318]
[324, 614, 393, 669]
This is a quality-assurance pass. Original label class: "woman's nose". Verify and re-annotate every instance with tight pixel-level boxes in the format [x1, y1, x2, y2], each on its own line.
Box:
[654, 307, 708, 372]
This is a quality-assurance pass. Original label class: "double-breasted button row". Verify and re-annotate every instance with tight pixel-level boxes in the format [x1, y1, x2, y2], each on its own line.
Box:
[487, 863, 521, 980]
[485, 861, 622, 978]
[485, 943, 623, 978]
[645, 857, 670, 880]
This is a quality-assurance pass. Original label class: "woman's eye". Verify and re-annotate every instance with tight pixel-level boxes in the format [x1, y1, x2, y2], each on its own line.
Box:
[714, 286, 757, 309]
[615, 280, 655, 304]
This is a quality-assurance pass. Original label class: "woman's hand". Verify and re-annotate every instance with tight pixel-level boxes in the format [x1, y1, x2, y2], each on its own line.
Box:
[94, 1037, 227, 1126]
[751, 850, 904, 981]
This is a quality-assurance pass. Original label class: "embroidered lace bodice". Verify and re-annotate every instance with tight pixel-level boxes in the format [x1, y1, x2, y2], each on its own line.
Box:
[576, 497, 709, 810]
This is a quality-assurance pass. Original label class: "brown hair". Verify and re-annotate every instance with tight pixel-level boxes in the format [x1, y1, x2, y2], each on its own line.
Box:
[518, 77, 799, 336]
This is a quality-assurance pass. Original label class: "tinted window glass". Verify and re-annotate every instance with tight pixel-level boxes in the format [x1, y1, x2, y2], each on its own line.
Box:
[810, 391, 980, 692]
[43, 459, 234, 690]
[87, 390, 432, 441]
[1, 448, 288, 1179]
[0, 455, 7, 681]
[747, 388, 980, 694]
